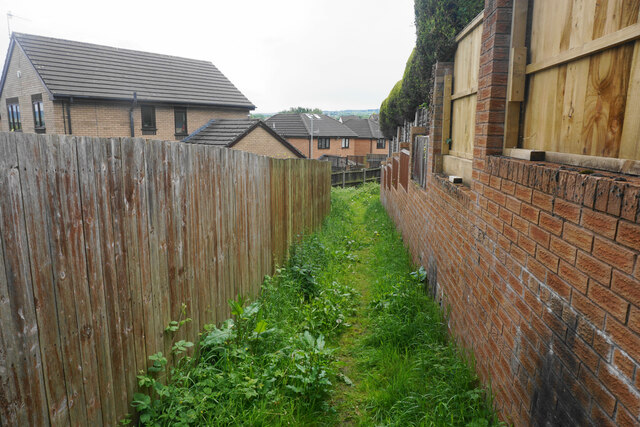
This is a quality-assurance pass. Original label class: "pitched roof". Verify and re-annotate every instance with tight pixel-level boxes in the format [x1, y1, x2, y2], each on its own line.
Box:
[342, 117, 385, 139]
[5, 32, 255, 109]
[183, 118, 305, 158]
[265, 113, 357, 138]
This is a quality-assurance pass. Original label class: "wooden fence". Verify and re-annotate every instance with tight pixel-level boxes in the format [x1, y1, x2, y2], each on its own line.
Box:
[0, 132, 331, 426]
[442, 12, 483, 184]
[521, 0, 640, 160]
[331, 168, 381, 187]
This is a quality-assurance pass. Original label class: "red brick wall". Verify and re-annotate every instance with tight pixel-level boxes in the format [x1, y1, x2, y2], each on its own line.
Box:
[382, 155, 640, 426]
[380, 0, 640, 425]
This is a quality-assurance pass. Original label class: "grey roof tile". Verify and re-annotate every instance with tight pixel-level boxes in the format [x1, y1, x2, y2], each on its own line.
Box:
[183, 118, 304, 158]
[265, 113, 357, 138]
[342, 117, 384, 139]
[11, 33, 255, 109]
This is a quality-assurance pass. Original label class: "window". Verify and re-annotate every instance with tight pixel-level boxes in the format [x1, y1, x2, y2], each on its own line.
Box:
[377, 138, 386, 149]
[174, 107, 187, 136]
[6, 98, 21, 132]
[32, 94, 45, 133]
[318, 137, 330, 150]
[141, 105, 156, 135]
[341, 138, 350, 148]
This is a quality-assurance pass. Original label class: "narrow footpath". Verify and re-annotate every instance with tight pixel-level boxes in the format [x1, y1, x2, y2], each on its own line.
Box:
[325, 184, 501, 426]
[129, 184, 501, 426]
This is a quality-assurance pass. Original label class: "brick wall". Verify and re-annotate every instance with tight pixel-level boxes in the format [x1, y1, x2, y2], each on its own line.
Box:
[232, 126, 300, 159]
[0, 44, 54, 134]
[381, 0, 640, 425]
[285, 136, 388, 159]
[383, 154, 640, 425]
[59, 100, 249, 140]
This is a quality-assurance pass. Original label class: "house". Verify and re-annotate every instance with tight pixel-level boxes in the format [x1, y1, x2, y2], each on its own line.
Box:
[265, 113, 360, 159]
[183, 118, 304, 159]
[0, 33, 255, 140]
[341, 117, 388, 156]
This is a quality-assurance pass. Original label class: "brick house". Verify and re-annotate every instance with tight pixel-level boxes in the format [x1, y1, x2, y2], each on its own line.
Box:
[265, 113, 360, 159]
[341, 117, 388, 157]
[183, 118, 304, 159]
[0, 33, 255, 140]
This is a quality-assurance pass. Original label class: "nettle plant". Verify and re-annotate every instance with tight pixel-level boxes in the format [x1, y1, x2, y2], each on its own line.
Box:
[131, 303, 193, 424]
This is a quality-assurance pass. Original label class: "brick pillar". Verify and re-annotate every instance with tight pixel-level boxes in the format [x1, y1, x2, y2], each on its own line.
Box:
[473, 0, 512, 174]
[427, 62, 453, 177]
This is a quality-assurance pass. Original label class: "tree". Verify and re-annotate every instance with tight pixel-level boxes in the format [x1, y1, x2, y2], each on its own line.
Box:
[278, 107, 324, 115]
[379, 80, 404, 138]
[378, 0, 483, 138]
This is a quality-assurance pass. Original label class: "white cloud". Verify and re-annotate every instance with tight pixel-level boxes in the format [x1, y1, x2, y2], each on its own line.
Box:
[0, 0, 415, 113]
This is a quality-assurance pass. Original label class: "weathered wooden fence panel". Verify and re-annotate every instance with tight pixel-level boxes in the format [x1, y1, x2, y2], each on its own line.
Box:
[331, 168, 381, 187]
[0, 132, 331, 425]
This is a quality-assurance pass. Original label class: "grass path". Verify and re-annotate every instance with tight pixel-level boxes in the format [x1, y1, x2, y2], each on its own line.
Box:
[325, 185, 501, 426]
[129, 184, 500, 426]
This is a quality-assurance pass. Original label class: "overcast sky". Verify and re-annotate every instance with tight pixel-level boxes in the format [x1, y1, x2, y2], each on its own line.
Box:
[0, 0, 416, 114]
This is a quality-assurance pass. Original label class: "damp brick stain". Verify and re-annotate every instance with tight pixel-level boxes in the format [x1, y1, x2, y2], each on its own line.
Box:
[531, 340, 590, 427]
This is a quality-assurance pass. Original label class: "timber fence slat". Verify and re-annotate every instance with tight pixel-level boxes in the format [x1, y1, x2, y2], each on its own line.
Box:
[0, 133, 48, 426]
[76, 136, 116, 425]
[0, 133, 330, 425]
[14, 134, 69, 426]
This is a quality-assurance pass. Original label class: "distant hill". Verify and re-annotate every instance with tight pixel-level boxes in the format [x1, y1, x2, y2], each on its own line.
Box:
[251, 109, 379, 121]
[324, 109, 379, 119]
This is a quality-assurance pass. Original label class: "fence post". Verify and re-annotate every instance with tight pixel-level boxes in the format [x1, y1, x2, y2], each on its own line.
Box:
[363, 168, 366, 184]
[342, 170, 346, 188]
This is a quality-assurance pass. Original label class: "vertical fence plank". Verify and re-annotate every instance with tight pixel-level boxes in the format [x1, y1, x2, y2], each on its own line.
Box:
[76, 136, 116, 425]
[94, 137, 128, 418]
[14, 133, 70, 426]
[0, 133, 49, 426]
[105, 137, 138, 404]
[42, 134, 90, 427]
[144, 140, 166, 367]
[59, 135, 103, 425]
[121, 138, 148, 385]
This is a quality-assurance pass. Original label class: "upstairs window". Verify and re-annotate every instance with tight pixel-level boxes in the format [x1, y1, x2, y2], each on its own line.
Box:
[6, 98, 21, 132]
[32, 94, 45, 133]
[174, 107, 187, 136]
[341, 138, 350, 148]
[377, 138, 386, 149]
[141, 105, 156, 135]
[318, 137, 330, 150]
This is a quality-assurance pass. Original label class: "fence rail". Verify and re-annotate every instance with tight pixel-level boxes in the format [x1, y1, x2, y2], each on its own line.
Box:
[331, 167, 381, 187]
[0, 132, 331, 426]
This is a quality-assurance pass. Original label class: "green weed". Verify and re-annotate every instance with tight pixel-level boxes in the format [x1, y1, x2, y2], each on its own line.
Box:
[129, 183, 501, 426]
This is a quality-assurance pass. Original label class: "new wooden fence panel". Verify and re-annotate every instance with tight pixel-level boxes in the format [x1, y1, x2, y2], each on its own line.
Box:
[523, 0, 640, 159]
[451, 21, 482, 161]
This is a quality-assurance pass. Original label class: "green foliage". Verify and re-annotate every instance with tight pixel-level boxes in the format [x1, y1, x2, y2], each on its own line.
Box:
[379, 80, 404, 139]
[130, 190, 361, 425]
[278, 107, 324, 115]
[336, 184, 501, 426]
[379, 0, 484, 138]
[129, 183, 500, 425]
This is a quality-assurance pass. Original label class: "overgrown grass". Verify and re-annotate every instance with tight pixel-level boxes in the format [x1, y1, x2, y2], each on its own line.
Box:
[129, 183, 501, 426]
[128, 185, 362, 426]
[331, 184, 501, 426]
